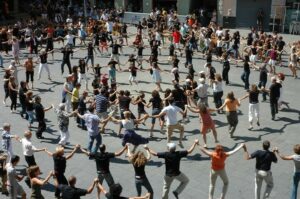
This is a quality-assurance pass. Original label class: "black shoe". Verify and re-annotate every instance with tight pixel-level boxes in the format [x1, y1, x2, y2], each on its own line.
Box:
[2, 191, 9, 196]
[173, 191, 179, 199]
[257, 121, 260, 126]
[271, 117, 275, 121]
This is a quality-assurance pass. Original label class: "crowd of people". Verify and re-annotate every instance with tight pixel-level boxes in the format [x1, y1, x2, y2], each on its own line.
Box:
[0, 5, 300, 199]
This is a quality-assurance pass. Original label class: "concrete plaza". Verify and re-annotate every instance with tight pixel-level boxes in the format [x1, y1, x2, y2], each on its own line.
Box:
[0, 28, 299, 199]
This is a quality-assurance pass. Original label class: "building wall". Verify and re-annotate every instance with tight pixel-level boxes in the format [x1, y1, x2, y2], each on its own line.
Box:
[177, 0, 191, 15]
[115, 0, 125, 9]
[143, 0, 152, 13]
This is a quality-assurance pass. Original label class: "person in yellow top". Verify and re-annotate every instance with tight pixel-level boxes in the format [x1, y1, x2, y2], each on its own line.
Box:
[218, 91, 240, 138]
[71, 83, 81, 112]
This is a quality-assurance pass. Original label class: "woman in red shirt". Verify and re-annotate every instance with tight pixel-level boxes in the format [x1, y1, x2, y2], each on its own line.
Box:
[200, 143, 244, 199]
[187, 103, 218, 148]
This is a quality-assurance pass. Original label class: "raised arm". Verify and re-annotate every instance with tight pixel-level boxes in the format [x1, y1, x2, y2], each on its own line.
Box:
[275, 149, 294, 160]
[226, 143, 245, 156]
[242, 144, 252, 160]
[145, 148, 151, 161]
[187, 105, 200, 113]
[145, 146, 158, 156]
[86, 178, 98, 194]
[44, 149, 54, 156]
[199, 146, 213, 156]
[80, 147, 90, 157]
[115, 145, 128, 156]
[31, 170, 54, 186]
[66, 144, 80, 160]
[187, 139, 199, 154]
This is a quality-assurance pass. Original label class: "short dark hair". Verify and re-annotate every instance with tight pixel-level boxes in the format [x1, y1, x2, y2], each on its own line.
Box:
[11, 155, 20, 164]
[263, 140, 270, 150]
[99, 144, 106, 153]
[109, 183, 123, 196]
[88, 106, 95, 113]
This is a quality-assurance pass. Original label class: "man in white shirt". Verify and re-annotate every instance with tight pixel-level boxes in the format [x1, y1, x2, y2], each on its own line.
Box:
[20, 130, 45, 188]
[151, 98, 187, 147]
[20, 130, 45, 167]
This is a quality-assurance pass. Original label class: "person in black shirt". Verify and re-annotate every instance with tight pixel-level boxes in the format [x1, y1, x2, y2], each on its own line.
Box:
[78, 91, 89, 130]
[78, 59, 89, 90]
[243, 140, 277, 199]
[184, 45, 193, 68]
[34, 96, 53, 139]
[276, 36, 285, 67]
[222, 53, 230, 85]
[85, 42, 97, 68]
[267, 77, 282, 120]
[37, 50, 52, 81]
[258, 64, 268, 101]
[239, 84, 262, 130]
[81, 144, 127, 189]
[3, 69, 11, 105]
[19, 81, 28, 119]
[146, 90, 165, 136]
[146, 139, 199, 199]
[45, 144, 80, 198]
[56, 176, 98, 199]
[61, 46, 73, 74]
[241, 55, 251, 90]
[127, 145, 153, 199]
[96, 182, 150, 199]
[110, 41, 123, 68]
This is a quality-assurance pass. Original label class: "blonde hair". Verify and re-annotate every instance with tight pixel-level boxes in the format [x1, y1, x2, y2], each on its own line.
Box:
[24, 130, 32, 138]
[54, 146, 64, 156]
[131, 151, 147, 167]
[123, 111, 131, 119]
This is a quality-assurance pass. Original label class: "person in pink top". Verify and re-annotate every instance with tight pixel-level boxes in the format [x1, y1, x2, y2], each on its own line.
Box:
[187, 103, 218, 148]
[267, 46, 278, 74]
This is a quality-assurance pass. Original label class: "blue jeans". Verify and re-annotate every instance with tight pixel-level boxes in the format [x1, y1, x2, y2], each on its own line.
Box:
[241, 71, 250, 90]
[258, 80, 267, 100]
[0, 53, 3, 67]
[291, 172, 300, 199]
[88, 133, 102, 153]
[27, 111, 35, 124]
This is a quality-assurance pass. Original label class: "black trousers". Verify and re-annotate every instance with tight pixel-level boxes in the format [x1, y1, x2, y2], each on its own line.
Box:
[213, 91, 223, 109]
[55, 172, 68, 197]
[36, 120, 46, 138]
[24, 155, 37, 188]
[25, 155, 37, 166]
[61, 60, 72, 74]
[270, 99, 278, 119]
[9, 92, 17, 111]
[222, 68, 230, 84]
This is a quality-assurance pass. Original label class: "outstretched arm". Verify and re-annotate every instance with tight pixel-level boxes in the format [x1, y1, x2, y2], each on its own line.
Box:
[187, 139, 199, 154]
[275, 149, 294, 160]
[115, 145, 128, 156]
[199, 146, 213, 157]
[145, 146, 158, 156]
[243, 144, 252, 160]
[226, 143, 245, 156]
[86, 178, 98, 194]
[66, 144, 80, 160]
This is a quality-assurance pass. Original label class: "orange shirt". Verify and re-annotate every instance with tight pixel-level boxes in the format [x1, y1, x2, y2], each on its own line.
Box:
[224, 99, 240, 112]
[211, 152, 228, 170]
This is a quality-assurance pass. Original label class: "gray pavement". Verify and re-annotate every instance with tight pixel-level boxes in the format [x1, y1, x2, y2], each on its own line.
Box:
[0, 27, 299, 199]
